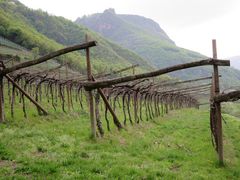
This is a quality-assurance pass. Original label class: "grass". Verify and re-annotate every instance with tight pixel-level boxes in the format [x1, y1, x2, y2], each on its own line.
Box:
[0, 106, 240, 179]
[222, 101, 240, 118]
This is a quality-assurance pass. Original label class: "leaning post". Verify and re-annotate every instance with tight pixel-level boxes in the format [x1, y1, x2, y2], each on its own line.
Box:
[212, 39, 224, 165]
[85, 34, 96, 139]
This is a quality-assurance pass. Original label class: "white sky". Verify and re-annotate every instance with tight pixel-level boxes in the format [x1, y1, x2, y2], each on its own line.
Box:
[19, 0, 240, 58]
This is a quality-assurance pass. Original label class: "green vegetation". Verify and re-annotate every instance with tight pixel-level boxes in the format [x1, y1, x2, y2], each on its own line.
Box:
[76, 9, 240, 87]
[1, 105, 240, 179]
[0, 35, 26, 51]
[1, 1, 240, 179]
[0, 0, 152, 74]
[0, 85, 239, 179]
[222, 102, 240, 118]
[76, 8, 204, 68]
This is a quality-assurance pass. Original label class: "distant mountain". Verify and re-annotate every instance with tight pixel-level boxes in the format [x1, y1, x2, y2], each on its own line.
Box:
[0, 1, 239, 88]
[75, 8, 204, 69]
[75, 9, 240, 87]
[230, 56, 240, 70]
[0, 1, 152, 73]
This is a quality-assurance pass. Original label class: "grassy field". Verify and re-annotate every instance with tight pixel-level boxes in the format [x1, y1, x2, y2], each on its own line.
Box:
[0, 106, 240, 179]
[222, 101, 240, 118]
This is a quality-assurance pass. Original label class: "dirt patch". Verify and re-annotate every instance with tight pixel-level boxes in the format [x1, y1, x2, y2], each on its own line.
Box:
[119, 137, 126, 145]
[0, 160, 17, 169]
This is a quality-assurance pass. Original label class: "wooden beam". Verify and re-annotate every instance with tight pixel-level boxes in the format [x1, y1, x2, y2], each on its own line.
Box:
[0, 41, 97, 75]
[181, 88, 210, 95]
[97, 87, 123, 129]
[158, 83, 211, 94]
[213, 90, 240, 103]
[160, 75, 221, 87]
[96, 64, 139, 79]
[199, 102, 210, 106]
[5, 74, 48, 115]
[83, 59, 230, 90]
[32, 64, 63, 75]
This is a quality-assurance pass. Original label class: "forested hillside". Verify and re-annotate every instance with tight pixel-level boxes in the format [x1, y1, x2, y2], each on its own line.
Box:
[0, 0, 152, 74]
[76, 9, 240, 87]
[0, 0, 240, 86]
[76, 8, 205, 68]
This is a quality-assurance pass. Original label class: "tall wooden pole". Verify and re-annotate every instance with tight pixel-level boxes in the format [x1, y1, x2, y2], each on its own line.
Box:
[65, 64, 69, 78]
[86, 34, 96, 138]
[0, 61, 4, 122]
[66, 64, 71, 111]
[0, 75, 4, 122]
[212, 39, 223, 165]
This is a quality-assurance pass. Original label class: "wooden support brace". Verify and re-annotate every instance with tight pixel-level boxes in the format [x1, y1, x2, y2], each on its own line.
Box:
[5, 74, 48, 115]
[91, 75, 123, 130]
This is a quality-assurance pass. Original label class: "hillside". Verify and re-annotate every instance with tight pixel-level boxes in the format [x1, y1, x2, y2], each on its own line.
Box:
[76, 9, 240, 87]
[1, 106, 240, 178]
[75, 8, 205, 68]
[0, 0, 153, 74]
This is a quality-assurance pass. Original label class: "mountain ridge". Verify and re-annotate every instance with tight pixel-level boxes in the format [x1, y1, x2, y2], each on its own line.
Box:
[75, 8, 205, 68]
[75, 9, 240, 87]
[0, 2, 240, 87]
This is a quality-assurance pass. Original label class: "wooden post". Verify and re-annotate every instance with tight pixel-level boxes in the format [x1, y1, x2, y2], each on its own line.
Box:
[133, 92, 138, 123]
[212, 39, 224, 165]
[58, 68, 61, 80]
[86, 34, 96, 138]
[66, 64, 70, 111]
[0, 75, 4, 122]
[65, 64, 69, 79]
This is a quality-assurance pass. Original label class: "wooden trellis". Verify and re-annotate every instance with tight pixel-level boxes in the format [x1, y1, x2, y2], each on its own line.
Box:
[0, 38, 232, 165]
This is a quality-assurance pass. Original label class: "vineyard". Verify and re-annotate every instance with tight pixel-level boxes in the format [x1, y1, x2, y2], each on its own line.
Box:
[0, 36, 27, 51]
[1, 36, 240, 172]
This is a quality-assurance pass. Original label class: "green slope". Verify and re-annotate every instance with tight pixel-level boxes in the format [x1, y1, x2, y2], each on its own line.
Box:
[1, 106, 240, 178]
[0, 0, 153, 74]
[75, 8, 204, 68]
[75, 9, 240, 87]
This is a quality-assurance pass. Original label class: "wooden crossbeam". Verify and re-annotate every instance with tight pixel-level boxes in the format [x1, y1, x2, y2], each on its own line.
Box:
[0, 41, 97, 75]
[213, 90, 240, 103]
[157, 83, 211, 94]
[160, 75, 221, 87]
[83, 59, 230, 90]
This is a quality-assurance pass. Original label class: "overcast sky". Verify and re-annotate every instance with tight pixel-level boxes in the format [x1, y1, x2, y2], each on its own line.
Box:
[19, 0, 240, 58]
